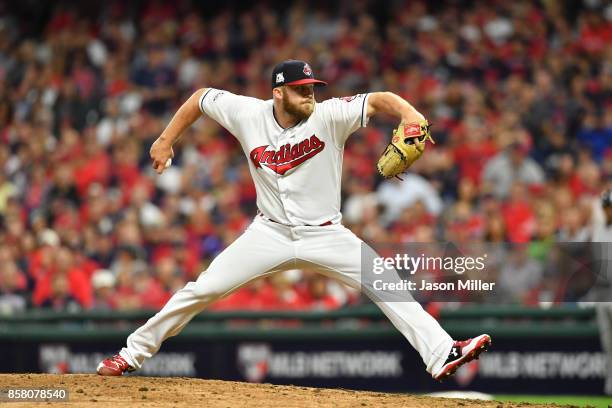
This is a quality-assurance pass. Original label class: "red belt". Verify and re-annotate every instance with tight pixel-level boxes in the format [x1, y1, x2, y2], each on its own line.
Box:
[259, 213, 332, 227]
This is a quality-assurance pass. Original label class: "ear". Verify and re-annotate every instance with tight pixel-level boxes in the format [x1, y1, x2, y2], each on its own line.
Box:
[272, 87, 283, 100]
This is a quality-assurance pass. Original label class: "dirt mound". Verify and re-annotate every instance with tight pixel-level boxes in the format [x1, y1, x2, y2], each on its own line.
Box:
[0, 374, 562, 407]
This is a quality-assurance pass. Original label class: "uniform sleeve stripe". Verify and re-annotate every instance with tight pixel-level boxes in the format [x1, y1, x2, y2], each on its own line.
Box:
[199, 88, 213, 114]
[361, 93, 369, 127]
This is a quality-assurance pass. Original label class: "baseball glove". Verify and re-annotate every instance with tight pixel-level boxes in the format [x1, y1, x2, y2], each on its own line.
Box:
[376, 120, 434, 178]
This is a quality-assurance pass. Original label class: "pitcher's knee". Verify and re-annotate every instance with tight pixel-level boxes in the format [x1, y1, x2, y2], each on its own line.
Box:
[191, 276, 228, 301]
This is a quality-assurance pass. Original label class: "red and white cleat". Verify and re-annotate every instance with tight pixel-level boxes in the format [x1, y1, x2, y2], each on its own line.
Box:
[433, 334, 491, 382]
[96, 354, 135, 376]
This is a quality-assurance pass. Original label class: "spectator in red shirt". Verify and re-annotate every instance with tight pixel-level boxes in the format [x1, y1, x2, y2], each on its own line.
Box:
[33, 246, 93, 308]
[502, 182, 536, 243]
[73, 131, 112, 198]
[39, 273, 81, 311]
[297, 274, 341, 310]
[452, 124, 498, 185]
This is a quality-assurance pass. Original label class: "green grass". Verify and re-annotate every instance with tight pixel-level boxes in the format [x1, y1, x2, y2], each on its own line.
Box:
[494, 395, 612, 408]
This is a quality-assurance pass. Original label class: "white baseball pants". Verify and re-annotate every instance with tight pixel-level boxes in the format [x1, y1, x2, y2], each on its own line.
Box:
[120, 216, 453, 375]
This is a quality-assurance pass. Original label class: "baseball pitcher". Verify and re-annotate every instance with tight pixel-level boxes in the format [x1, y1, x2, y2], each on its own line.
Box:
[97, 60, 491, 381]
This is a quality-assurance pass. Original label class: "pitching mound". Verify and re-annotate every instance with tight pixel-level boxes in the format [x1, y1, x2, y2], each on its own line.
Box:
[0, 374, 561, 407]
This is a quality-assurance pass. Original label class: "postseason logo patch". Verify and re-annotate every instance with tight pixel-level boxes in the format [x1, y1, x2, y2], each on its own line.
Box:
[338, 94, 363, 103]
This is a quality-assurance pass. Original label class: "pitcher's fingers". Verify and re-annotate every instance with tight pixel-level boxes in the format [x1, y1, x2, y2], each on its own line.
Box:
[152, 160, 163, 173]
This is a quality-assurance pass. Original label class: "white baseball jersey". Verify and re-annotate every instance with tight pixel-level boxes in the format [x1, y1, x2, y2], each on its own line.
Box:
[198, 89, 370, 226]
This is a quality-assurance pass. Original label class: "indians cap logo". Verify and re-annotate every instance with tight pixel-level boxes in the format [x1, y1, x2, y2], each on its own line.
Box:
[276, 72, 284, 84]
[303, 64, 312, 76]
[250, 135, 325, 175]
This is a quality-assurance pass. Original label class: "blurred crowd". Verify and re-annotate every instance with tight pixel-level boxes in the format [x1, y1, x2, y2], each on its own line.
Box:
[0, 0, 610, 314]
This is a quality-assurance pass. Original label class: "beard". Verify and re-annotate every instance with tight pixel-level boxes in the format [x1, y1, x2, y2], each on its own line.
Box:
[281, 89, 314, 120]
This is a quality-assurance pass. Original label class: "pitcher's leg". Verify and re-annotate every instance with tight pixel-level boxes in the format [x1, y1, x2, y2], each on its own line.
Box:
[372, 299, 452, 374]
[120, 220, 293, 369]
[297, 225, 453, 375]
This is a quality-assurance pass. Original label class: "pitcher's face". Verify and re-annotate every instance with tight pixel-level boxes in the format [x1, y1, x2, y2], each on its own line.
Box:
[280, 84, 315, 120]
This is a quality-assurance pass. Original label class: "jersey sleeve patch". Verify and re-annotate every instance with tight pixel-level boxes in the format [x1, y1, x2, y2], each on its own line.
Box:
[339, 95, 358, 102]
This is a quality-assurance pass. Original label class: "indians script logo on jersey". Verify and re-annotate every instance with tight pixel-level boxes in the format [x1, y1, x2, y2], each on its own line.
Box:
[249, 135, 325, 175]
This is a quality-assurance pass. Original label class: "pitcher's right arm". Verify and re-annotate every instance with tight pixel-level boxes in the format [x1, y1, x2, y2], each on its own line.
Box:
[150, 88, 208, 174]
